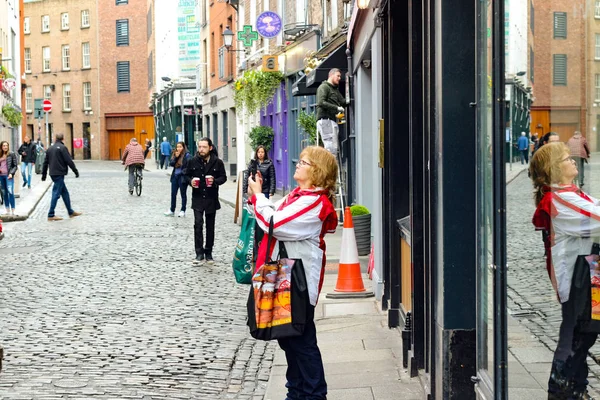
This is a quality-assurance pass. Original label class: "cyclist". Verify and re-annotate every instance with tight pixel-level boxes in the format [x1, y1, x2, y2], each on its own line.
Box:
[122, 138, 145, 195]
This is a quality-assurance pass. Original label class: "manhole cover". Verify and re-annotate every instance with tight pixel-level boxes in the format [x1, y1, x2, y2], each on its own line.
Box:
[53, 379, 89, 389]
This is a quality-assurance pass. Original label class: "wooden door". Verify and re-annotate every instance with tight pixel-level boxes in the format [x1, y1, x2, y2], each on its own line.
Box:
[108, 130, 134, 160]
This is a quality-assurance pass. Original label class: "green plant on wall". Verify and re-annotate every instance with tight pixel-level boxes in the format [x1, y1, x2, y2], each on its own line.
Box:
[297, 110, 323, 146]
[234, 70, 284, 115]
[248, 126, 275, 152]
[2, 104, 22, 127]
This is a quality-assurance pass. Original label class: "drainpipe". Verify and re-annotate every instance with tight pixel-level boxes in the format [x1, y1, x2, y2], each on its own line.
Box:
[346, 47, 356, 204]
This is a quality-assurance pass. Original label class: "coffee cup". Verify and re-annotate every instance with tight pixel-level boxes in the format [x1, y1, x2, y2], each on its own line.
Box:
[206, 175, 214, 187]
[191, 177, 200, 188]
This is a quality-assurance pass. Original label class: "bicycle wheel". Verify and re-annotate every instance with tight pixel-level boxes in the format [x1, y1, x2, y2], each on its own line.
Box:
[135, 173, 142, 196]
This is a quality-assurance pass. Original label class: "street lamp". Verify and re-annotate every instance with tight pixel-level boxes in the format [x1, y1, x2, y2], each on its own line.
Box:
[222, 26, 245, 52]
[357, 0, 370, 9]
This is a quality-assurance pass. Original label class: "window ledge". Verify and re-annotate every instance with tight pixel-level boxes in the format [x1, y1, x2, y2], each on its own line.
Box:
[62, 110, 72, 113]
[81, 25, 90, 29]
[81, 67, 91, 70]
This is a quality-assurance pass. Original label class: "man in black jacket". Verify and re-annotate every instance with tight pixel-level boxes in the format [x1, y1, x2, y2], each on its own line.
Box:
[316, 68, 347, 157]
[17, 136, 37, 189]
[42, 133, 82, 221]
[186, 137, 227, 263]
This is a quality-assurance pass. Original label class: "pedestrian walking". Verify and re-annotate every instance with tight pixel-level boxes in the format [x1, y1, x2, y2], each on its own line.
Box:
[518, 132, 530, 164]
[41, 133, 82, 221]
[0, 141, 18, 215]
[185, 137, 227, 263]
[144, 138, 152, 159]
[165, 141, 191, 217]
[530, 142, 598, 399]
[159, 137, 172, 169]
[17, 136, 36, 189]
[247, 145, 339, 400]
[566, 131, 590, 188]
[316, 68, 348, 157]
[121, 138, 146, 195]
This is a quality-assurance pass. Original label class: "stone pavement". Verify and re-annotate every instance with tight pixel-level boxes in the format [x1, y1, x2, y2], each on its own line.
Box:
[0, 161, 276, 399]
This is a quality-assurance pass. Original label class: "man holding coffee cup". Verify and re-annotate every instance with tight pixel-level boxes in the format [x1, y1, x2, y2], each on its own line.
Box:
[185, 137, 227, 263]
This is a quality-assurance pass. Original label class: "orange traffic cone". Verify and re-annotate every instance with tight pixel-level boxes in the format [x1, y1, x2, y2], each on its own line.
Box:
[326, 207, 374, 299]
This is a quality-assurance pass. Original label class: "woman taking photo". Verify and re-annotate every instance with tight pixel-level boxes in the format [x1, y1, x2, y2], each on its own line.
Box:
[165, 141, 190, 218]
[530, 142, 600, 399]
[243, 145, 276, 199]
[247, 146, 338, 400]
[0, 141, 18, 215]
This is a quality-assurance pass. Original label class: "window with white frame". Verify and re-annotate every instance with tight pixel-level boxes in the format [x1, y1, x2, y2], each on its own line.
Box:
[24, 17, 30, 34]
[62, 84, 71, 111]
[43, 85, 52, 100]
[596, 34, 600, 60]
[596, 1, 600, 18]
[62, 45, 70, 70]
[61, 13, 69, 30]
[83, 82, 92, 110]
[25, 87, 32, 113]
[596, 74, 600, 102]
[24, 48, 31, 73]
[42, 15, 50, 32]
[82, 42, 90, 68]
[42, 46, 50, 71]
[81, 10, 90, 28]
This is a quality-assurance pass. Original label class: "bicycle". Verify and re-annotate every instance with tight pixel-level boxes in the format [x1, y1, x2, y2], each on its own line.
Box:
[133, 164, 143, 196]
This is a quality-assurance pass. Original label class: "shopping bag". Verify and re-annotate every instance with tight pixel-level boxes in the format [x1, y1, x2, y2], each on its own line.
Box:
[246, 219, 309, 341]
[570, 243, 600, 333]
[232, 206, 255, 284]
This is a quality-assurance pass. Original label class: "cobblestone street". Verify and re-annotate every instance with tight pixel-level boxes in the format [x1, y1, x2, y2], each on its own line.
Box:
[0, 162, 275, 399]
[507, 158, 600, 389]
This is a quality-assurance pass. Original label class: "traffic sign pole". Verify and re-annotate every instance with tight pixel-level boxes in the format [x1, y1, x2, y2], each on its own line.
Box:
[45, 110, 49, 147]
[42, 100, 52, 146]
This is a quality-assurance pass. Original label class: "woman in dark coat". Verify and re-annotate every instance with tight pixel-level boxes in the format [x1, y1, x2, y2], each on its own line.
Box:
[243, 145, 276, 199]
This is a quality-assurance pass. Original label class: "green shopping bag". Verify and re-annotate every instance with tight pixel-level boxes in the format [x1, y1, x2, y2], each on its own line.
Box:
[232, 206, 255, 284]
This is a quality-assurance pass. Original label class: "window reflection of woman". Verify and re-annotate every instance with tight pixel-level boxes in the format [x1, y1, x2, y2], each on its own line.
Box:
[530, 142, 598, 399]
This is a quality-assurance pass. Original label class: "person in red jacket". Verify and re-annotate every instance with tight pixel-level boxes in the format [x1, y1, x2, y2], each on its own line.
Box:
[247, 146, 338, 400]
[122, 138, 145, 195]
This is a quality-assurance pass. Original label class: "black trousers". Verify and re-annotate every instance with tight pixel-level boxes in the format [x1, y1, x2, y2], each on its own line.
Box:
[548, 301, 598, 397]
[573, 157, 586, 186]
[194, 209, 216, 255]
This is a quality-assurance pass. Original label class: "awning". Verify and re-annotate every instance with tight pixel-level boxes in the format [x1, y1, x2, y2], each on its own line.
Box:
[292, 43, 347, 97]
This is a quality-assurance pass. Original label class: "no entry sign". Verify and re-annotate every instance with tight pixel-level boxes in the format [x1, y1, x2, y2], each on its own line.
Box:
[43, 99, 52, 112]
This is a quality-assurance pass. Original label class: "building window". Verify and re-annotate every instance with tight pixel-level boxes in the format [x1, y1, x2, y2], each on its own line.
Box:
[148, 51, 153, 89]
[24, 48, 31, 73]
[147, 6, 152, 41]
[117, 61, 130, 92]
[61, 13, 69, 30]
[62, 84, 71, 111]
[530, 47, 534, 83]
[553, 12, 567, 39]
[82, 42, 90, 69]
[43, 85, 52, 100]
[116, 0, 128, 5]
[42, 15, 50, 32]
[83, 82, 92, 110]
[596, 34, 600, 60]
[81, 10, 90, 28]
[24, 17, 30, 34]
[530, 1, 534, 34]
[25, 87, 32, 113]
[596, 75, 600, 102]
[596, 1, 600, 18]
[42, 46, 50, 72]
[553, 54, 567, 86]
[116, 19, 129, 46]
[62, 45, 70, 71]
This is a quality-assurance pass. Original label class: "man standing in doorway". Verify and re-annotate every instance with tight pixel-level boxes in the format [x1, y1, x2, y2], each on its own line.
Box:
[42, 133, 82, 221]
[517, 132, 530, 164]
[316, 68, 348, 157]
[160, 137, 172, 169]
[567, 131, 590, 187]
[186, 137, 227, 264]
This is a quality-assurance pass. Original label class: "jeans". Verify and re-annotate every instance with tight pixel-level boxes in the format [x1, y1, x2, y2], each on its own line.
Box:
[160, 154, 169, 169]
[21, 162, 33, 187]
[128, 165, 143, 191]
[0, 175, 15, 209]
[194, 210, 216, 255]
[520, 149, 529, 164]
[48, 175, 74, 217]
[277, 307, 327, 400]
[548, 301, 598, 396]
[573, 157, 586, 186]
[170, 175, 188, 212]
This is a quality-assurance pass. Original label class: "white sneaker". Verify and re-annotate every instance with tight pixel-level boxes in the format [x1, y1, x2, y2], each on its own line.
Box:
[164, 210, 175, 217]
[178, 211, 185, 218]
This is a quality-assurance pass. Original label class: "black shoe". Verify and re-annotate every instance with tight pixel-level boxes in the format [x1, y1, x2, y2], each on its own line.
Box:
[22, 182, 26, 188]
[129, 189, 133, 195]
[205, 251, 214, 263]
[573, 390, 596, 400]
[194, 253, 205, 263]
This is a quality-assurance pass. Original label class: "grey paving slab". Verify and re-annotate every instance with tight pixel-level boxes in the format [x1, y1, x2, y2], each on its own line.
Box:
[371, 382, 427, 400]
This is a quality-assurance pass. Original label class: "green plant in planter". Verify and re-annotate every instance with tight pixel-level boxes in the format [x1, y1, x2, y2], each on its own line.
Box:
[297, 111, 323, 146]
[350, 204, 370, 216]
[248, 126, 275, 152]
[234, 70, 284, 115]
[1, 104, 22, 127]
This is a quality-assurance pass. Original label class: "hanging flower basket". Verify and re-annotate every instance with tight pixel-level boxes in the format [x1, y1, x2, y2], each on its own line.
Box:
[233, 70, 284, 115]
